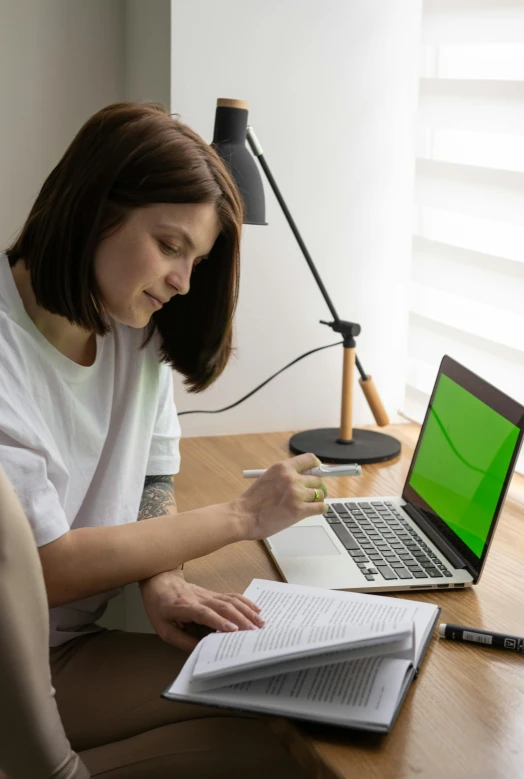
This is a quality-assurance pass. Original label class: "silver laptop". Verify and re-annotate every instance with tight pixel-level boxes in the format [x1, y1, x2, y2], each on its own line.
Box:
[265, 356, 524, 592]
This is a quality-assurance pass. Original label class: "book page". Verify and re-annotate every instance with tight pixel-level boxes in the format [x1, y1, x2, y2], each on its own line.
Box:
[193, 620, 412, 684]
[243, 579, 438, 666]
[167, 645, 412, 730]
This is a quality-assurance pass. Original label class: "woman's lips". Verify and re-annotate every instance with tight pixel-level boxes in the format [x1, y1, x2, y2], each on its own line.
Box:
[144, 291, 163, 308]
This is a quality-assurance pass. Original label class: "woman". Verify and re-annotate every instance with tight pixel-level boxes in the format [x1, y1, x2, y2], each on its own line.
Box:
[0, 102, 327, 777]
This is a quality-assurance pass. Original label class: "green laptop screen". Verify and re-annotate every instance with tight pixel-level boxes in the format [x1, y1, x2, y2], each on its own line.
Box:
[408, 374, 520, 559]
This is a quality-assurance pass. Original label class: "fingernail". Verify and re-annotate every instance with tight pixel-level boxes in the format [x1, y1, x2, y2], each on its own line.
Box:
[255, 616, 265, 626]
[226, 622, 238, 631]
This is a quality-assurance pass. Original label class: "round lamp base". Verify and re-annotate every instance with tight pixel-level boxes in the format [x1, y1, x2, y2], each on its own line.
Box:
[289, 427, 401, 465]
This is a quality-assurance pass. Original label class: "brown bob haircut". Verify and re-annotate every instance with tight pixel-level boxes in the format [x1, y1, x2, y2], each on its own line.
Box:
[6, 102, 243, 392]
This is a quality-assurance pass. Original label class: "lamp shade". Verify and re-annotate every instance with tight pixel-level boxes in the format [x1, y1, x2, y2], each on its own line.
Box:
[212, 98, 266, 225]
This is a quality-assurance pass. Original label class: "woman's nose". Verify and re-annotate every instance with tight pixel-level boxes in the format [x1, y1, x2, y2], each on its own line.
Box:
[166, 261, 192, 296]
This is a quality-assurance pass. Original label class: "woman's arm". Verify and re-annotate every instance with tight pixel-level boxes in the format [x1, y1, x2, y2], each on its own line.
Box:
[137, 473, 184, 576]
[38, 453, 328, 608]
[138, 476, 184, 580]
[138, 475, 179, 522]
[137, 474, 183, 580]
[137, 475, 265, 645]
[39, 497, 245, 608]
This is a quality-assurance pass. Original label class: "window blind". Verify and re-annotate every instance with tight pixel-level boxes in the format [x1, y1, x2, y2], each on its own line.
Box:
[405, 0, 524, 474]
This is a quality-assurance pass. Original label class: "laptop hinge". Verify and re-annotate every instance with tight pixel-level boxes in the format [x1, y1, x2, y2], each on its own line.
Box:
[403, 504, 468, 570]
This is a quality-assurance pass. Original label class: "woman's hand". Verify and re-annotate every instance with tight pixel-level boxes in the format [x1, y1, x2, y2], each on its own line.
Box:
[233, 452, 328, 541]
[139, 569, 265, 652]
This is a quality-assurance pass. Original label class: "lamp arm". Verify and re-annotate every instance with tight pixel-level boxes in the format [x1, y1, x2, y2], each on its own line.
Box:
[246, 126, 389, 428]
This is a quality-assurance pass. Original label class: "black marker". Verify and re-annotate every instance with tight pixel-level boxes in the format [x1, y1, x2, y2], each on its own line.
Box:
[439, 623, 524, 654]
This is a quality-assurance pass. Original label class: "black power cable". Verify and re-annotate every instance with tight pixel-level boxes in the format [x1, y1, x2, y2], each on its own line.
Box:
[178, 340, 344, 416]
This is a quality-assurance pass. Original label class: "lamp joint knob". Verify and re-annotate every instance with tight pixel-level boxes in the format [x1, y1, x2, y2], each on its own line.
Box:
[320, 319, 361, 338]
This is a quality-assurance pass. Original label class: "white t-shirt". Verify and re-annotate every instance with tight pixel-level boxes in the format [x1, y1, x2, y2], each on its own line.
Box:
[0, 253, 181, 646]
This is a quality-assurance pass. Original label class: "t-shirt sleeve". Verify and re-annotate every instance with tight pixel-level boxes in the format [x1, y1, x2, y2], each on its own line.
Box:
[0, 436, 70, 548]
[146, 363, 181, 476]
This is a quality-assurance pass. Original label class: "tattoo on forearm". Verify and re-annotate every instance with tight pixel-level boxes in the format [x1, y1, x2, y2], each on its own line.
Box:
[138, 475, 176, 520]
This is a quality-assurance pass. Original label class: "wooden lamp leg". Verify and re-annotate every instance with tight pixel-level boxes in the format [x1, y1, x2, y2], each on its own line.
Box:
[359, 375, 390, 427]
[289, 338, 400, 464]
[339, 345, 355, 442]
[289, 339, 401, 460]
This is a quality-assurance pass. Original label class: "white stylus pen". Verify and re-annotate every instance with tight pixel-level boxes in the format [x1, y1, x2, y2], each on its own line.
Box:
[242, 464, 362, 479]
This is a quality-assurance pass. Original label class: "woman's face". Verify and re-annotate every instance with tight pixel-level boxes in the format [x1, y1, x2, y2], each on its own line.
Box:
[94, 202, 221, 328]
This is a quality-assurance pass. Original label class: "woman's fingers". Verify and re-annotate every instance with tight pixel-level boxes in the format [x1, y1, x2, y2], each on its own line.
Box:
[239, 452, 331, 539]
[213, 595, 266, 629]
[301, 479, 329, 516]
[305, 497, 329, 516]
[288, 451, 322, 474]
[181, 594, 265, 633]
[300, 476, 328, 496]
[308, 487, 326, 504]
[231, 593, 263, 613]
[190, 603, 245, 633]
[299, 476, 328, 509]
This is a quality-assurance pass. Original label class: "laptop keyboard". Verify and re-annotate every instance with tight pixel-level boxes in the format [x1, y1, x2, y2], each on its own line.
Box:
[324, 500, 453, 583]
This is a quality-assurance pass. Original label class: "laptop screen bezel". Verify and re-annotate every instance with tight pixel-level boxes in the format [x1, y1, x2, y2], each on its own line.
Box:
[402, 355, 524, 581]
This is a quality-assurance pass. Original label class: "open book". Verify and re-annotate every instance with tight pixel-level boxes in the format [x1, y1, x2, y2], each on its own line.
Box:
[163, 579, 440, 733]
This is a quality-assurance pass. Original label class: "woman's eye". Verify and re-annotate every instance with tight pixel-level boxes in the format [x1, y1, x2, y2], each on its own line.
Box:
[160, 241, 180, 256]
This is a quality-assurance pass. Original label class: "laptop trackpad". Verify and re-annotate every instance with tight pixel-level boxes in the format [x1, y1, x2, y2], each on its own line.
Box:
[269, 526, 342, 557]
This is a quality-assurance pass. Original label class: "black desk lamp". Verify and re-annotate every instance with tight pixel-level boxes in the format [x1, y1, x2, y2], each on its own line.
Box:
[212, 98, 400, 464]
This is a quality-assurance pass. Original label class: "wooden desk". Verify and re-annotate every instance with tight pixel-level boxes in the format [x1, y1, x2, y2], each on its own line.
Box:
[174, 424, 524, 779]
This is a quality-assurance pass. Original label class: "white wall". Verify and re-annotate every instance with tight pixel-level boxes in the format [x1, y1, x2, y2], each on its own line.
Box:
[124, 0, 171, 105]
[170, 0, 423, 438]
[0, 0, 125, 249]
